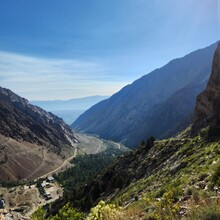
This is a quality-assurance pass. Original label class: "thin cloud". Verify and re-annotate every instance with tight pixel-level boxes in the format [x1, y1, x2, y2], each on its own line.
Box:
[0, 51, 126, 100]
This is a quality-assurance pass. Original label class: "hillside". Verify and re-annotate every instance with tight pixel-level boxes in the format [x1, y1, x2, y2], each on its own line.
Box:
[0, 87, 77, 180]
[72, 42, 217, 147]
[47, 131, 220, 219]
[41, 43, 220, 220]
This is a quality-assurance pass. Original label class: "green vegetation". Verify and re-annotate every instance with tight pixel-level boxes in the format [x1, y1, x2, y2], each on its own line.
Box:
[55, 147, 124, 193]
[211, 163, 220, 187]
[36, 179, 46, 197]
[47, 146, 125, 216]
[32, 128, 220, 219]
[188, 199, 220, 220]
[0, 179, 26, 188]
[31, 204, 85, 220]
[86, 201, 122, 220]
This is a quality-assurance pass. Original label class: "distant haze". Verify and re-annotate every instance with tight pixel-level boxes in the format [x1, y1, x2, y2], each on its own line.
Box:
[31, 96, 109, 124]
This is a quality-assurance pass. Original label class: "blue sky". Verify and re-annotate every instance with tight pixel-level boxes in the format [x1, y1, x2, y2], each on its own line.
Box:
[0, 0, 219, 100]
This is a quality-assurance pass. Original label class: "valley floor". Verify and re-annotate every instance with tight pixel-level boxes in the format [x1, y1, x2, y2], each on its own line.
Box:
[0, 133, 127, 219]
[74, 132, 127, 154]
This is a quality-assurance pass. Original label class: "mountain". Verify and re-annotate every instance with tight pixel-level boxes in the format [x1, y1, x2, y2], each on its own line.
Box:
[50, 109, 84, 125]
[48, 43, 220, 219]
[193, 42, 220, 133]
[72, 42, 217, 147]
[128, 82, 207, 143]
[31, 96, 109, 124]
[0, 87, 77, 180]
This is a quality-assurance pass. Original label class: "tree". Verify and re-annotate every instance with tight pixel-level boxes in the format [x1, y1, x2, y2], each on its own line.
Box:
[51, 203, 85, 220]
[145, 136, 156, 151]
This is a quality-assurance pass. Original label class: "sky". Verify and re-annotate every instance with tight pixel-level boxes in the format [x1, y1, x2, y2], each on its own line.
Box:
[0, 0, 219, 100]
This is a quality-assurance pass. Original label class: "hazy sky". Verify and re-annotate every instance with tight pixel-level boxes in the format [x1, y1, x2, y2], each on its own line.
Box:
[0, 0, 219, 100]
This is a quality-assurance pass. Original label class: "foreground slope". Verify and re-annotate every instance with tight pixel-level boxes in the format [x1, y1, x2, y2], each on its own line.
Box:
[72, 43, 217, 147]
[0, 87, 77, 180]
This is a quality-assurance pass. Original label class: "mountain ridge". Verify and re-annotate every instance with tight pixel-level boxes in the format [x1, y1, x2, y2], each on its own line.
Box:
[47, 42, 220, 220]
[72, 42, 217, 147]
[0, 86, 77, 180]
[31, 95, 109, 125]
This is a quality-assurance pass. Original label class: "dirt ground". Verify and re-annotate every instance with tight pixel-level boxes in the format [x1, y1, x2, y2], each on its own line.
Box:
[0, 181, 63, 219]
[0, 135, 75, 181]
[0, 133, 127, 219]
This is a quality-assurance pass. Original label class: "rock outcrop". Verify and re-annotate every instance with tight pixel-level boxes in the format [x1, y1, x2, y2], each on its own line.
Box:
[193, 42, 220, 131]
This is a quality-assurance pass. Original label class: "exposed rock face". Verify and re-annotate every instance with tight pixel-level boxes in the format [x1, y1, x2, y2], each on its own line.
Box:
[0, 87, 76, 153]
[193, 42, 220, 131]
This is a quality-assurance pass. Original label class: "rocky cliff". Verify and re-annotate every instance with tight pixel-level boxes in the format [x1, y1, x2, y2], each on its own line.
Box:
[193, 42, 220, 132]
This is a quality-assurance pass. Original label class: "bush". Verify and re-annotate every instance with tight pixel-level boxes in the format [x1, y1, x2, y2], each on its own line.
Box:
[30, 204, 85, 220]
[188, 198, 220, 220]
[86, 201, 123, 220]
[185, 186, 195, 196]
[51, 203, 85, 220]
[154, 190, 180, 220]
[211, 163, 220, 187]
[30, 207, 46, 220]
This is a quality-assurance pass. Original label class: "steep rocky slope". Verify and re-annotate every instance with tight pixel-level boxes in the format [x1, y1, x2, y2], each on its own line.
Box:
[0, 87, 77, 152]
[127, 82, 206, 144]
[0, 87, 77, 180]
[193, 42, 220, 132]
[72, 42, 217, 147]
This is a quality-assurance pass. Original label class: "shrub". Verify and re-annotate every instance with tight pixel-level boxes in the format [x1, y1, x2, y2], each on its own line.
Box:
[30, 204, 85, 220]
[185, 186, 195, 196]
[86, 200, 123, 220]
[154, 190, 180, 220]
[187, 198, 220, 220]
[211, 163, 220, 187]
[30, 207, 46, 220]
[198, 173, 209, 181]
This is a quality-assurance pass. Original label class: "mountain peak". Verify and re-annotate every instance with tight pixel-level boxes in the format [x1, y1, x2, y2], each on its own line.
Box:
[193, 42, 220, 132]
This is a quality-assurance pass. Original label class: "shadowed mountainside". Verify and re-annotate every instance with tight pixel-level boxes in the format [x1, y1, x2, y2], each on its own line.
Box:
[72, 42, 217, 147]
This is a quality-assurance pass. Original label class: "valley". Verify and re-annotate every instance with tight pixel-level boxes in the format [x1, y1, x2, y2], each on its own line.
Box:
[74, 132, 127, 154]
[0, 133, 127, 219]
[24, 42, 220, 220]
[72, 42, 217, 147]
[0, 4, 219, 218]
